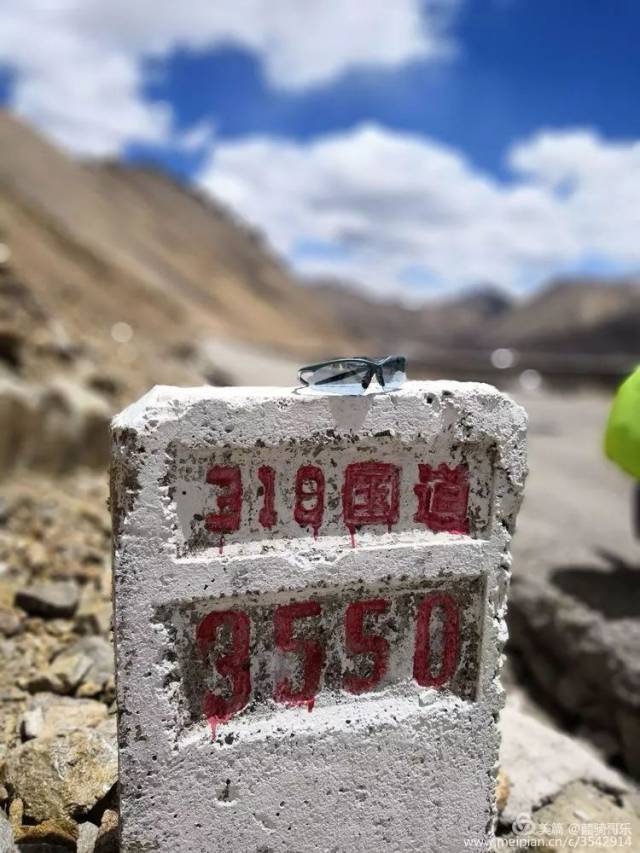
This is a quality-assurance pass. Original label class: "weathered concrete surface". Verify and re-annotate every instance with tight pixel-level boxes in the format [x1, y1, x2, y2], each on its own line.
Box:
[112, 381, 527, 852]
[509, 392, 640, 777]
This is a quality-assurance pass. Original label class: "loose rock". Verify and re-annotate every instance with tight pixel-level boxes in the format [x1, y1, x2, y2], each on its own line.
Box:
[0, 378, 37, 478]
[509, 570, 640, 777]
[499, 780, 640, 849]
[3, 718, 117, 823]
[27, 651, 92, 695]
[55, 636, 114, 692]
[15, 582, 79, 619]
[15, 817, 77, 849]
[496, 769, 510, 814]
[21, 706, 44, 740]
[499, 701, 629, 827]
[77, 820, 100, 853]
[0, 606, 22, 637]
[20, 694, 108, 740]
[75, 600, 112, 636]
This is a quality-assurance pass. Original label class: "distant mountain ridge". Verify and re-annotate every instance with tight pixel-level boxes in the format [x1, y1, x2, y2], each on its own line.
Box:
[313, 276, 640, 359]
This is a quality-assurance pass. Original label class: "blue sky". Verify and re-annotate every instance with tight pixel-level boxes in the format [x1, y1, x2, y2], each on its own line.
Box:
[140, 1, 640, 179]
[2, 0, 640, 298]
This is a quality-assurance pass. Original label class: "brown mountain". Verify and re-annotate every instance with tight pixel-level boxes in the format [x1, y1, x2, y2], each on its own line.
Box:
[479, 277, 640, 354]
[314, 276, 640, 360]
[311, 278, 512, 356]
[0, 112, 348, 370]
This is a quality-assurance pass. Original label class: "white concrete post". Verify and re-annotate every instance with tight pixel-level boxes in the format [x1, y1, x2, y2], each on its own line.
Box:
[111, 381, 527, 852]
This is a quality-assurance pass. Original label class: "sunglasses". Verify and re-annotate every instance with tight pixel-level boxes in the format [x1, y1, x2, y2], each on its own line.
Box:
[298, 356, 407, 394]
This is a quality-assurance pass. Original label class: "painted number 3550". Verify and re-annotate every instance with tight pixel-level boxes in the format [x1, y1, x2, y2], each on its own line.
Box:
[196, 592, 459, 736]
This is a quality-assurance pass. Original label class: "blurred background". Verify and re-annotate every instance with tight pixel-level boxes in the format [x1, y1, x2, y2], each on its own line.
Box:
[0, 1, 639, 849]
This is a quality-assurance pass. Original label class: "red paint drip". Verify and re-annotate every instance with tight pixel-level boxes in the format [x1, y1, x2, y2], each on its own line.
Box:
[349, 528, 356, 549]
[279, 696, 316, 713]
[218, 536, 224, 555]
[206, 711, 233, 741]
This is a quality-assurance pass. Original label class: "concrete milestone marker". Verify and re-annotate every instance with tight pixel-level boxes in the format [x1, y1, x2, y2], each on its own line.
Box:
[111, 381, 527, 852]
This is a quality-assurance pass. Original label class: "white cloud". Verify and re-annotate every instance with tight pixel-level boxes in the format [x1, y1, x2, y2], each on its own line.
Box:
[198, 124, 640, 296]
[175, 120, 217, 153]
[510, 130, 640, 262]
[0, 0, 458, 156]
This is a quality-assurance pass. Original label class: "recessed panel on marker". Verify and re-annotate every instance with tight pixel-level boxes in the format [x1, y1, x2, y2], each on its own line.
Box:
[170, 437, 496, 555]
[158, 575, 484, 741]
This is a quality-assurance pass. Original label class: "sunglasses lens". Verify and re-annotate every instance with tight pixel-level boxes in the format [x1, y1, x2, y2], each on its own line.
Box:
[302, 360, 369, 394]
[381, 358, 406, 390]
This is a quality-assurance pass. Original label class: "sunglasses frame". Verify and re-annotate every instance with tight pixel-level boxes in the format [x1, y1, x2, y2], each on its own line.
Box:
[298, 355, 407, 391]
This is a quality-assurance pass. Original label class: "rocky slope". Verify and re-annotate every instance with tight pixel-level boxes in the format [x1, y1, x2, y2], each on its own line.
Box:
[0, 471, 117, 851]
[0, 112, 349, 365]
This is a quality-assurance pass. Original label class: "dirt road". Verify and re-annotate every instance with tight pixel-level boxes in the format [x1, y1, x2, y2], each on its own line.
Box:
[513, 390, 637, 579]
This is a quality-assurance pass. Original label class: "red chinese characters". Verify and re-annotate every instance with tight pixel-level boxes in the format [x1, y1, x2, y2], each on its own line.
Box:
[201, 459, 471, 542]
[342, 462, 400, 534]
[413, 463, 470, 534]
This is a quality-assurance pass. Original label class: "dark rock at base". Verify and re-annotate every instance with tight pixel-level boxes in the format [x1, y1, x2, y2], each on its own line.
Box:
[15, 583, 79, 620]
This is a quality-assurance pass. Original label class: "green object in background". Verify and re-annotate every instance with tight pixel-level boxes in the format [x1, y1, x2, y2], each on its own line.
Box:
[605, 366, 640, 480]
